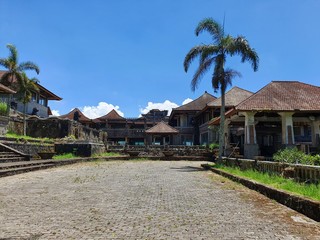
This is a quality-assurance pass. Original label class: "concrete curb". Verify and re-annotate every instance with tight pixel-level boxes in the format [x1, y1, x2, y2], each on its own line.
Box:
[201, 164, 320, 222]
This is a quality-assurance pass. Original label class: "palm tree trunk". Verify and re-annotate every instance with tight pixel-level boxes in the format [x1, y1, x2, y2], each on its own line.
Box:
[218, 87, 226, 162]
[23, 103, 27, 136]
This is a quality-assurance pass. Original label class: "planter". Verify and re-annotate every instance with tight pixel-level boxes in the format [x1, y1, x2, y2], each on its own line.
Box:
[162, 151, 175, 157]
[126, 151, 140, 157]
[201, 152, 213, 158]
[38, 152, 55, 159]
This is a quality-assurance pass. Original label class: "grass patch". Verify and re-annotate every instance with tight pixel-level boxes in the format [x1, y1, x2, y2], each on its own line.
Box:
[210, 164, 320, 201]
[53, 153, 78, 160]
[5, 131, 53, 143]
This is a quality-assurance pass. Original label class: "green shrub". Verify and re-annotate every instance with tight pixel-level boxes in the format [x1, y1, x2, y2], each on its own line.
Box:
[0, 102, 8, 116]
[273, 147, 320, 165]
[209, 143, 219, 150]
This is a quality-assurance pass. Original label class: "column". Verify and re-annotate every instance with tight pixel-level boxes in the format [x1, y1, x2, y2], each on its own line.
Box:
[311, 120, 320, 147]
[278, 112, 294, 145]
[242, 111, 259, 159]
[243, 112, 257, 144]
[224, 119, 231, 156]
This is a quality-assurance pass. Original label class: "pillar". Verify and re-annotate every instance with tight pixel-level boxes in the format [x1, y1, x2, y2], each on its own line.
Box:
[224, 119, 231, 156]
[242, 112, 259, 159]
[311, 120, 320, 147]
[244, 112, 257, 144]
[278, 112, 294, 146]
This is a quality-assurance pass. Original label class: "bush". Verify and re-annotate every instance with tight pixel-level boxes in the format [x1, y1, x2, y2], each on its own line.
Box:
[0, 102, 8, 116]
[209, 143, 219, 150]
[273, 147, 320, 165]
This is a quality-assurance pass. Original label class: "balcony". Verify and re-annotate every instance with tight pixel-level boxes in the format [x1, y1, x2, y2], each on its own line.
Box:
[174, 127, 194, 134]
[106, 128, 146, 138]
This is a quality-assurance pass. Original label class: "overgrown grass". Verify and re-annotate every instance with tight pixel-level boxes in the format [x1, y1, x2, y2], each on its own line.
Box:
[210, 164, 320, 201]
[5, 131, 53, 142]
[53, 153, 78, 160]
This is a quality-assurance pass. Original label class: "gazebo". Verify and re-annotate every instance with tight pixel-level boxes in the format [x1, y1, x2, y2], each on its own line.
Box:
[145, 121, 179, 145]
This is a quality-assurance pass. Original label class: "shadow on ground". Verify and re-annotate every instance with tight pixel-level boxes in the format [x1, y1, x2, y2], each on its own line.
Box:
[170, 166, 206, 172]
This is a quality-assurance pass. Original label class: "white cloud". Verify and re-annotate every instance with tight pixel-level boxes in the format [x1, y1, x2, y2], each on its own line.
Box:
[182, 98, 193, 105]
[139, 100, 179, 116]
[51, 110, 60, 116]
[80, 102, 124, 119]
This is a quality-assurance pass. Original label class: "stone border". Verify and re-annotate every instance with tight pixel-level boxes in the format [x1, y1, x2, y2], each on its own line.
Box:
[201, 164, 320, 222]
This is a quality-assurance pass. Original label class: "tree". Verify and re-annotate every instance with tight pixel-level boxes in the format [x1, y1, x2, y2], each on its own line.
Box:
[0, 44, 40, 88]
[184, 18, 259, 160]
[17, 72, 39, 136]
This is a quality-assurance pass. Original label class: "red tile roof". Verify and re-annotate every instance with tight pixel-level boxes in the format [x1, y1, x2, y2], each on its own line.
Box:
[208, 108, 237, 125]
[0, 70, 62, 100]
[0, 83, 15, 94]
[97, 109, 125, 121]
[236, 81, 320, 111]
[208, 86, 253, 107]
[173, 91, 216, 111]
[59, 108, 91, 122]
[145, 121, 179, 134]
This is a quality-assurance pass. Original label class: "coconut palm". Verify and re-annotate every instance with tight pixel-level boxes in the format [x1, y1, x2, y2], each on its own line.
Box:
[184, 18, 259, 159]
[0, 44, 40, 88]
[17, 72, 39, 136]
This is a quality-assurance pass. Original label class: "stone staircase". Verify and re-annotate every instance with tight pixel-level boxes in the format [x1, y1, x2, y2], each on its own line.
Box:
[0, 151, 28, 163]
[0, 142, 56, 177]
[0, 160, 56, 177]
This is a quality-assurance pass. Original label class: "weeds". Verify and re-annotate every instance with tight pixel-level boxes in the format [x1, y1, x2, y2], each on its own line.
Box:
[211, 164, 320, 201]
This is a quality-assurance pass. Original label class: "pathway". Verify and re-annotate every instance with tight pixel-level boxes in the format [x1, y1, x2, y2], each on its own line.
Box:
[0, 160, 319, 239]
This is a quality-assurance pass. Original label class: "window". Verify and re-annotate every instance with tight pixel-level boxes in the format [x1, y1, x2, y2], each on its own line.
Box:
[38, 97, 47, 106]
[31, 92, 37, 102]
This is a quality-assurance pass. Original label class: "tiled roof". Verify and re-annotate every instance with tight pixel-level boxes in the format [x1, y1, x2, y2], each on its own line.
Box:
[173, 91, 216, 112]
[208, 86, 253, 107]
[236, 81, 320, 111]
[0, 70, 62, 100]
[145, 121, 179, 134]
[0, 83, 15, 94]
[97, 109, 125, 121]
[208, 108, 237, 125]
[59, 108, 91, 122]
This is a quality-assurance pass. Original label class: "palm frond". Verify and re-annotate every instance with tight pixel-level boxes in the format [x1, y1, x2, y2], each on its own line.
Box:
[18, 61, 40, 74]
[191, 57, 214, 92]
[200, 45, 219, 65]
[195, 18, 224, 43]
[184, 45, 206, 72]
[0, 58, 10, 68]
[6, 44, 18, 64]
[227, 36, 259, 71]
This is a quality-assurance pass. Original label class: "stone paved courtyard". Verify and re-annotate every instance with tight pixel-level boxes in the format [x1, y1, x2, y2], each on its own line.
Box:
[0, 160, 319, 239]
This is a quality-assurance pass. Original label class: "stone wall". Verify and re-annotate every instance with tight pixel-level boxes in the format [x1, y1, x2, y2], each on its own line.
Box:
[7, 117, 107, 143]
[3, 142, 55, 158]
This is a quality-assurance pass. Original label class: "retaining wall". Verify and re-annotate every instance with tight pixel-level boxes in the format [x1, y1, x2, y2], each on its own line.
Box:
[223, 157, 320, 183]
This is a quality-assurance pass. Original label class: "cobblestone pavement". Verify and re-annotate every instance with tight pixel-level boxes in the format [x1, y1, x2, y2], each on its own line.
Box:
[0, 160, 319, 240]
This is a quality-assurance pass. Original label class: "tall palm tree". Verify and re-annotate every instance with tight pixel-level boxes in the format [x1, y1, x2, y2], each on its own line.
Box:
[0, 44, 40, 88]
[17, 72, 39, 136]
[184, 18, 259, 160]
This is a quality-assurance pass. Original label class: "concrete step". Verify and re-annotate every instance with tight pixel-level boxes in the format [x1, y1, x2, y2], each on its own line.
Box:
[0, 152, 22, 157]
[0, 164, 56, 177]
[0, 157, 28, 163]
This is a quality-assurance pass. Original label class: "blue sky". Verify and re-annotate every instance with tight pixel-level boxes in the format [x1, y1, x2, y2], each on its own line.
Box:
[1, 0, 320, 118]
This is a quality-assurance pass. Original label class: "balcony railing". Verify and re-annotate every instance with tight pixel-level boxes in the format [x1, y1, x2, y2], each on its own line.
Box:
[106, 128, 146, 138]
